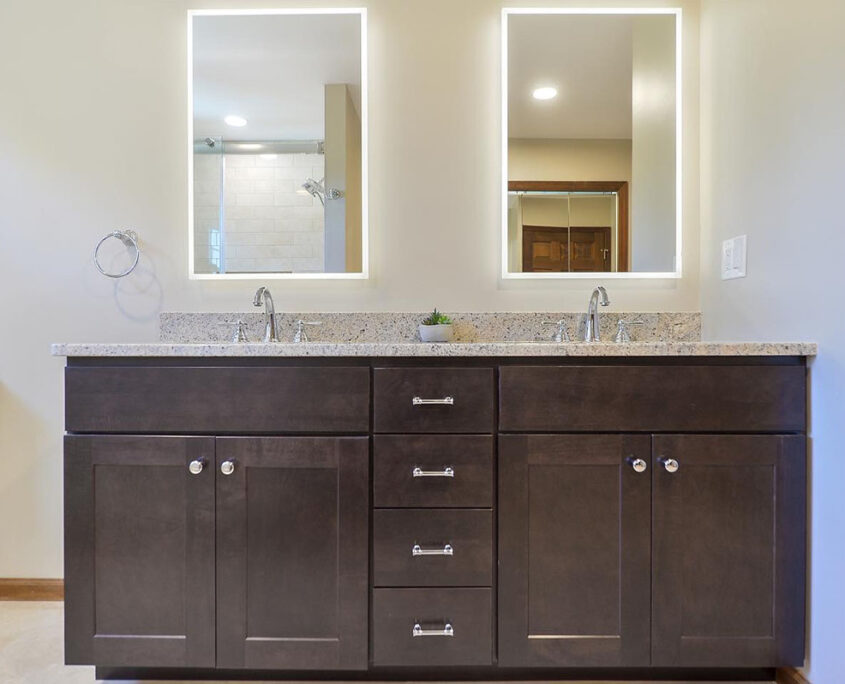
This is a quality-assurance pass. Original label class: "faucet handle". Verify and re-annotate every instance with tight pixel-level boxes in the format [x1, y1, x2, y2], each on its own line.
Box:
[294, 320, 322, 343]
[542, 319, 571, 343]
[613, 318, 644, 344]
[232, 319, 250, 343]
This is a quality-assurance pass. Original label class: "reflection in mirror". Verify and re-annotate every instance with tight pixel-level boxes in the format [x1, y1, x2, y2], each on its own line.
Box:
[189, 10, 366, 278]
[502, 9, 680, 278]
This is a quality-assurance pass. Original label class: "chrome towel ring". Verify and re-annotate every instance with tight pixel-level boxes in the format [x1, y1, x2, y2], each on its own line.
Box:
[93, 230, 140, 278]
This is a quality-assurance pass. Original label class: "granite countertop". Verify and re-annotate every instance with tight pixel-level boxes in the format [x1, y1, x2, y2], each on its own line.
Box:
[51, 341, 817, 357]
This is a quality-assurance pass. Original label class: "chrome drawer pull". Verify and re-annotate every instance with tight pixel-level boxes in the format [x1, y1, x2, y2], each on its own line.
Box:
[412, 543, 453, 557]
[412, 622, 453, 637]
[412, 396, 454, 406]
[412, 466, 455, 478]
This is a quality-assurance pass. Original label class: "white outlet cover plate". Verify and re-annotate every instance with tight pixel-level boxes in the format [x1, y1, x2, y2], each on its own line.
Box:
[721, 235, 747, 280]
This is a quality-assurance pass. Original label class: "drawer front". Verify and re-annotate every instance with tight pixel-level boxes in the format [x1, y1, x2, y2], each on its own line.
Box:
[373, 368, 494, 433]
[374, 435, 493, 508]
[499, 365, 806, 433]
[372, 588, 492, 666]
[373, 509, 492, 587]
[65, 366, 370, 434]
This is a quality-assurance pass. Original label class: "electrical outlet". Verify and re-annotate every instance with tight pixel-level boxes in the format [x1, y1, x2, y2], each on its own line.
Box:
[721, 235, 747, 280]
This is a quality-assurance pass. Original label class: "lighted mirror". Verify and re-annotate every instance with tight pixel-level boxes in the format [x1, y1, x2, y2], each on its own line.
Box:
[502, 9, 681, 278]
[189, 9, 367, 279]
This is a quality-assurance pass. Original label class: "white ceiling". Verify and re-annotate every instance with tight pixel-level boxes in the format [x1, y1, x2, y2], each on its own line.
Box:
[192, 13, 361, 141]
[508, 14, 634, 140]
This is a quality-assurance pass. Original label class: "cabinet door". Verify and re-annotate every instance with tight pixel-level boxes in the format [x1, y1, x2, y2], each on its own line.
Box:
[652, 435, 805, 666]
[498, 435, 651, 667]
[64, 436, 215, 667]
[215, 437, 369, 670]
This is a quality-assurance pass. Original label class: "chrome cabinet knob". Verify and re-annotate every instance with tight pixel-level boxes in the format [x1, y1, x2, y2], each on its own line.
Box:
[659, 457, 679, 473]
[628, 457, 647, 473]
[188, 459, 205, 475]
[220, 460, 236, 476]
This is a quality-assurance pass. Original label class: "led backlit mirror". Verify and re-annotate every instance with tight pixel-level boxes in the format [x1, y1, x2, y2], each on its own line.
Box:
[189, 9, 367, 279]
[502, 9, 681, 278]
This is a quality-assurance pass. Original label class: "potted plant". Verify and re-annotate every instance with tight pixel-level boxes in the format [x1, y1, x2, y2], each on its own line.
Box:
[419, 308, 454, 342]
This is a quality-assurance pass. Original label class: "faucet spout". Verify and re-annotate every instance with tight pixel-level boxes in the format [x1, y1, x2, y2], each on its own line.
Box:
[585, 286, 610, 342]
[253, 286, 279, 343]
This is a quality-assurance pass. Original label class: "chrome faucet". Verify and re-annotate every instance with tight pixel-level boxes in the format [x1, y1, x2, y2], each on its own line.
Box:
[584, 286, 610, 342]
[253, 287, 279, 343]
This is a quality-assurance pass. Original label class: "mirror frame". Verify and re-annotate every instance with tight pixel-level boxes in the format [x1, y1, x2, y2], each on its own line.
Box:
[501, 7, 683, 280]
[187, 8, 368, 280]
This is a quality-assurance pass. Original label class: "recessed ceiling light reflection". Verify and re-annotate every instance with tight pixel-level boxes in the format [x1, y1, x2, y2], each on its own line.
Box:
[224, 114, 247, 127]
[532, 86, 558, 101]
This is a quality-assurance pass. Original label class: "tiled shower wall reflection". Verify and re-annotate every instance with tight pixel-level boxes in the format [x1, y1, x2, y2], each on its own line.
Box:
[194, 152, 325, 273]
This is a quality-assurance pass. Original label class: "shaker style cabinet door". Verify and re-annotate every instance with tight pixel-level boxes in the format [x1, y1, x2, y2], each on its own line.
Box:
[498, 435, 651, 667]
[651, 435, 806, 667]
[215, 437, 369, 670]
[63, 436, 216, 667]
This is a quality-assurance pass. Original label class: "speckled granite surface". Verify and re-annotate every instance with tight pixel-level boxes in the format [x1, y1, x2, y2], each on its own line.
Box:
[158, 311, 702, 344]
[52, 341, 817, 357]
[52, 311, 814, 357]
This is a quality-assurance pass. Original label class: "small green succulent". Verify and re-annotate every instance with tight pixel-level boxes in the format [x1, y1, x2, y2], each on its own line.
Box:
[421, 308, 452, 326]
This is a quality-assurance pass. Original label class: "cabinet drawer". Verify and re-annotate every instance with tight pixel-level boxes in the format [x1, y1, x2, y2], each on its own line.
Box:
[373, 368, 494, 433]
[372, 588, 492, 666]
[499, 365, 806, 433]
[373, 509, 492, 587]
[65, 366, 370, 434]
[374, 436, 493, 508]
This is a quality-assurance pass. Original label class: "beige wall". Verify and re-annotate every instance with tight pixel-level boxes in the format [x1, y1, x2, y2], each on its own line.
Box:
[344, 86, 363, 272]
[509, 138, 632, 183]
[699, 1, 845, 681]
[324, 83, 348, 272]
[324, 83, 363, 273]
[0, 0, 700, 577]
[630, 14, 677, 272]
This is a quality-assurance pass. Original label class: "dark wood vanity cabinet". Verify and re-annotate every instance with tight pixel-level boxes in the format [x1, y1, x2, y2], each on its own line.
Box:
[64, 434, 369, 671]
[63, 435, 217, 667]
[64, 365, 372, 672]
[651, 434, 806, 667]
[371, 368, 496, 667]
[62, 357, 807, 678]
[498, 432, 806, 669]
[214, 437, 369, 670]
[498, 434, 652, 667]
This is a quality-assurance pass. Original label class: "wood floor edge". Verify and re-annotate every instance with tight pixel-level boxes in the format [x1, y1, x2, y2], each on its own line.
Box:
[0, 578, 64, 601]
[777, 666, 811, 684]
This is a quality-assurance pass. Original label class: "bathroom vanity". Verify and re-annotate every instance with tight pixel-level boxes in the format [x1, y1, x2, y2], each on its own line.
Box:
[53, 341, 813, 681]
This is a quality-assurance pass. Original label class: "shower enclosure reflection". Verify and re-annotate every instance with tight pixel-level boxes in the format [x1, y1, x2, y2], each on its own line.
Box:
[189, 10, 366, 278]
[507, 182, 628, 273]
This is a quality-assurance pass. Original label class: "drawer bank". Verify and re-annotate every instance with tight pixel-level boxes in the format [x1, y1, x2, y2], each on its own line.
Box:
[59, 354, 807, 681]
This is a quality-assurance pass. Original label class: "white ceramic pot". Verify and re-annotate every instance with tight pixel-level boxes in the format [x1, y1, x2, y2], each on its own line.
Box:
[418, 323, 454, 343]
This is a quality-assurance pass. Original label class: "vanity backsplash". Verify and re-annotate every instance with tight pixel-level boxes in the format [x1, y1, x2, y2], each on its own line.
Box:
[160, 312, 701, 344]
